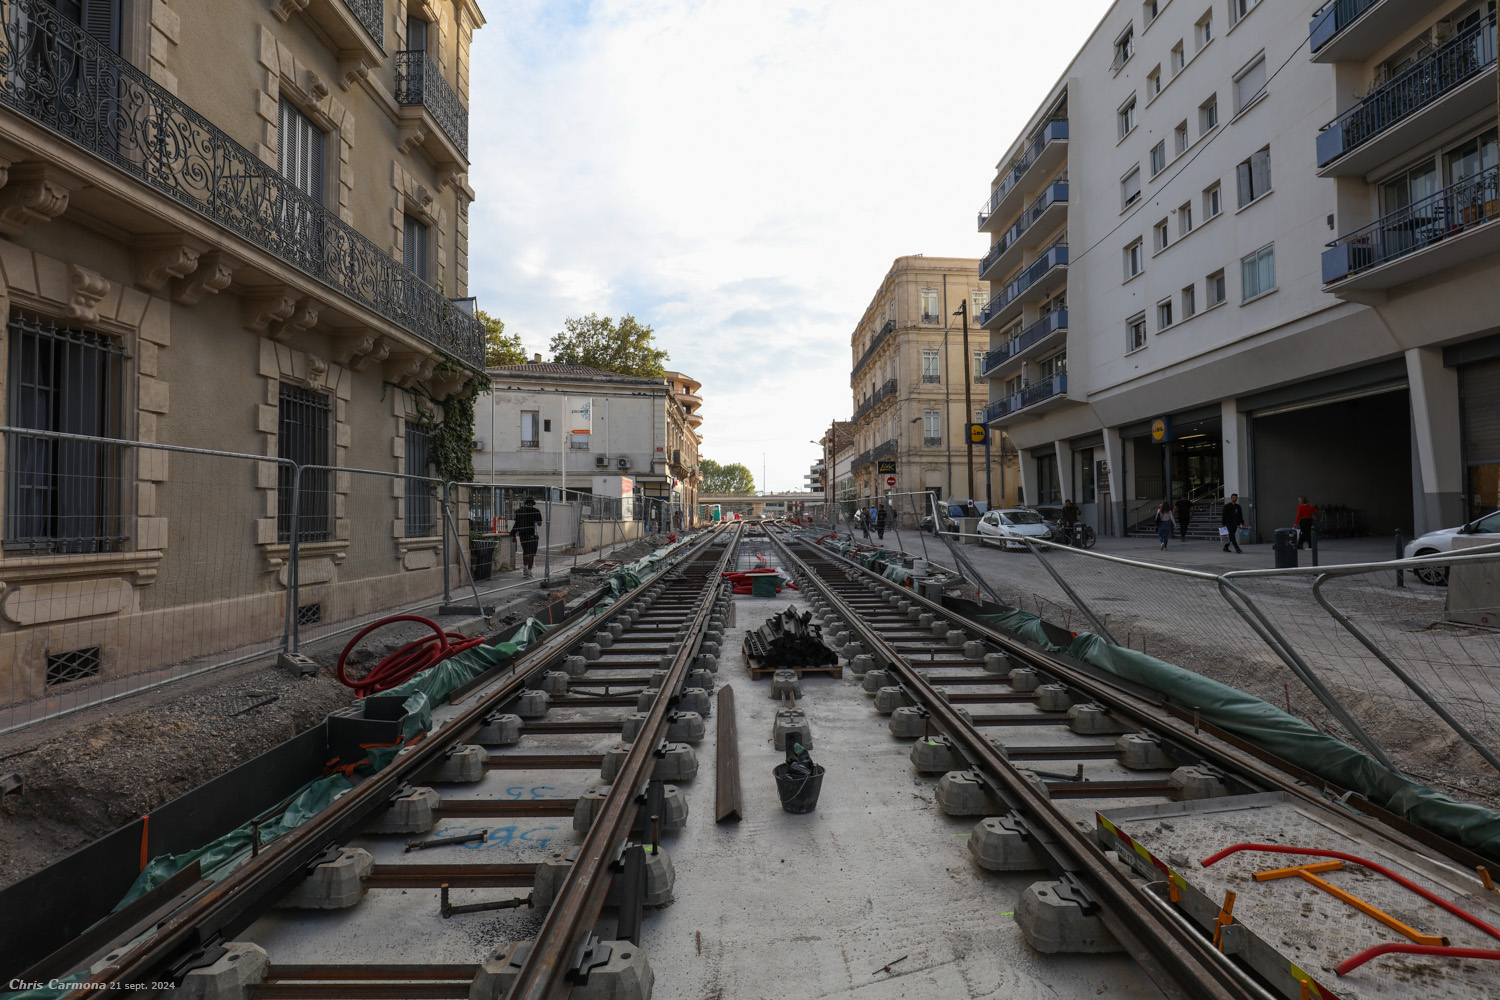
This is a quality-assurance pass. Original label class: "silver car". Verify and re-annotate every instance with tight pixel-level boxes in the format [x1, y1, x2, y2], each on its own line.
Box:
[976, 508, 1053, 550]
[1403, 509, 1500, 585]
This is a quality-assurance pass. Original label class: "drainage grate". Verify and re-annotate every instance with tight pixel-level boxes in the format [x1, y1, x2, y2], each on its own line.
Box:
[296, 603, 322, 626]
[46, 646, 102, 687]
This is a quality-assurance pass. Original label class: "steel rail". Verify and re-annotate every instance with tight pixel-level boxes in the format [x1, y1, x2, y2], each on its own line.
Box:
[504, 524, 742, 1000]
[767, 530, 1264, 1000]
[59, 526, 732, 997]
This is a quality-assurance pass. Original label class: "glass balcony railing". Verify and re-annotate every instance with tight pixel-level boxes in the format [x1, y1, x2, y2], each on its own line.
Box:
[982, 373, 1067, 422]
[981, 310, 1067, 376]
[979, 182, 1069, 276]
[0, 0, 484, 369]
[852, 319, 896, 379]
[1309, 0, 1381, 53]
[1322, 164, 1500, 282]
[395, 49, 470, 159]
[978, 244, 1068, 326]
[977, 120, 1068, 228]
[1317, 14, 1496, 168]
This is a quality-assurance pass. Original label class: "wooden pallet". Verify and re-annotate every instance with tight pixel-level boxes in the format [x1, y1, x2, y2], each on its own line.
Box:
[745, 658, 843, 681]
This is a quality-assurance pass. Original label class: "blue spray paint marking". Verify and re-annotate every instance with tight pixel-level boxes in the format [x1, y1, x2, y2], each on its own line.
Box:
[431, 824, 561, 850]
[504, 786, 566, 800]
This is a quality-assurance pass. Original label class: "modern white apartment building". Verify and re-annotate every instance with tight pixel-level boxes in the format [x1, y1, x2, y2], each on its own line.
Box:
[977, 0, 1500, 540]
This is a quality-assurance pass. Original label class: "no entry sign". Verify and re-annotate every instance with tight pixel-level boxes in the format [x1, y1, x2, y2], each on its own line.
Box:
[886, 476, 896, 487]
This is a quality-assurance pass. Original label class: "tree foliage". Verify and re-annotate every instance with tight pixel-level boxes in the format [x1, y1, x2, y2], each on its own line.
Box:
[549, 313, 669, 377]
[480, 309, 526, 367]
[701, 458, 756, 495]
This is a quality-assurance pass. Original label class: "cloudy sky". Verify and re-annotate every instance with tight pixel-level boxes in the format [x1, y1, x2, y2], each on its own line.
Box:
[467, 0, 1114, 492]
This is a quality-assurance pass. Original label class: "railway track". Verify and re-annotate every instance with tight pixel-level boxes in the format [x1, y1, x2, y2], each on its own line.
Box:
[8, 519, 1500, 1000]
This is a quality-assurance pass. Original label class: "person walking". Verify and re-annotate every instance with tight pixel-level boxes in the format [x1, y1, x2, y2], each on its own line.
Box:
[511, 497, 543, 578]
[876, 505, 888, 540]
[1221, 493, 1245, 553]
[855, 506, 869, 539]
[1295, 496, 1319, 550]
[1060, 498, 1081, 546]
[1154, 500, 1176, 550]
[1173, 495, 1193, 542]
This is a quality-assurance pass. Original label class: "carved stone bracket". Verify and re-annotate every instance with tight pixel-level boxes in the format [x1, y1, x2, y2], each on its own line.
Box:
[134, 237, 205, 292]
[384, 352, 437, 388]
[269, 296, 322, 341]
[0, 164, 70, 236]
[66, 264, 110, 324]
[435, 164, 465, 192]
[397, 124, 428, 156]
[332, 330, 389, 368]
[337, 52, 372, 92]
[242, 290, 298, 334]
[172, 250, 236, 305]
[352, 337, 390, 372]
[428, 369, 473, 402]
[270, 0, 311, 22]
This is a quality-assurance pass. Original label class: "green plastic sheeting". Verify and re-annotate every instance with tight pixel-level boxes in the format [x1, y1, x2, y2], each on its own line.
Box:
[977, 609, 1500, 862]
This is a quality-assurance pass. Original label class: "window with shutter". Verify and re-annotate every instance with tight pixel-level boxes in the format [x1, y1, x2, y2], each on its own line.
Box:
[407, 16, 429, 52]
[403, 214, 430, 280]
[279, 99, 325, 202]
[57, 0, 120, 52]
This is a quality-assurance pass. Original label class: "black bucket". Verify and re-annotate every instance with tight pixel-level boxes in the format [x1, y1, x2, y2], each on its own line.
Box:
[773, 761, 825, 814]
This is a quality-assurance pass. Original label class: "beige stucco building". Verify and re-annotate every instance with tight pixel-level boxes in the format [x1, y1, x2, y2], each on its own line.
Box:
[848, 256, 1020, 524]
[0, 0, 486, 718]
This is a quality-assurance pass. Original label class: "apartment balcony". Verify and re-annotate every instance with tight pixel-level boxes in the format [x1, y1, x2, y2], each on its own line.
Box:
[1316, 14, 1496, 177]
[978, 244, 1068, 330]
[1310, 0, 1434, 63]
[1322, 163, 1500, 292]
[685, 411, 704, 428]
[853, 378, 898, 423]
[979, 182, 1068, 283]
[871, 439, 898, 463]
[977, 120, 1068, 233]
[0, 0, 484, 370]
[982, 373, 1070, 426]
[395, 50, 470, 163]
[852, 449, 874, 471]
[675, 389, 703, 412]
[851, 319, 896, 380]
[981, 311, 1067, 378]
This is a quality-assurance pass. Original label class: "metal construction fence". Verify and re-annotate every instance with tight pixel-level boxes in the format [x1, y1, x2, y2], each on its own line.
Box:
[914, 519, 1500, 802]
[0, 429, 661, 734]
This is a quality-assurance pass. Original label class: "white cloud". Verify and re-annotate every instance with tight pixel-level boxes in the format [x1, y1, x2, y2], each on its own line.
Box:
[467, 0, 1113, 491]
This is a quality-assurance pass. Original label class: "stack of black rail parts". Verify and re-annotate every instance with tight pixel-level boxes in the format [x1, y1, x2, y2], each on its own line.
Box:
[742, 604, 841, 680]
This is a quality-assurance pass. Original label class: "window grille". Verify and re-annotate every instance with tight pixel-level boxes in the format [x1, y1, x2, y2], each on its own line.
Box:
[296, 603, 323, 626]
[46, 645, 101, 686]
[277, 382, 332, 542]
[405, 422, 435, 537]
[5, 311, 128, 553]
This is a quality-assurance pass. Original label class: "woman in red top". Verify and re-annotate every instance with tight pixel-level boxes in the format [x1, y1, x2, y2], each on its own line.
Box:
[1295, 496, 1318, 550]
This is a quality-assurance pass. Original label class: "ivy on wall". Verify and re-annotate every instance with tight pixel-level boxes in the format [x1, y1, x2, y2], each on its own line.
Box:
[403, 360, 489, 485]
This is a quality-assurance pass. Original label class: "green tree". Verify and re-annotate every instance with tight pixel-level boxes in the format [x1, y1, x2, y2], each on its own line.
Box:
[701, 458, 756, 495]
[549, 313, 669, 377]
[480, 309, 526, 367]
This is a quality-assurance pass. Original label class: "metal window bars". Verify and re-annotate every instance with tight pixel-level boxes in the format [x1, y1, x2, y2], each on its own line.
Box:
[405, 422, 436, 538]
[277, 384, 332, 543]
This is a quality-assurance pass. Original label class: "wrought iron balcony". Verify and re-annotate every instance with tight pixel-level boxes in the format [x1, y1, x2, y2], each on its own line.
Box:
[1322, 163, 1500, 283]
[981, 310, 1067, 376]
[982, 373, 1067, 423]
[852, 318, 896, 379]
[853, 378, 898, 422]
[922, 436, 942, 447]
[395, 50, 470, 159]
[871, 439, 898, 462]
[1317, 14, 1496, 170]
[0, 0, 484, 370]
[978, 244, 1068, 327]
[343, 0, 384, 44]
[977, 119, 1068, 229]
[979, 182, 1068, 280]
[852, 449, 874, 470]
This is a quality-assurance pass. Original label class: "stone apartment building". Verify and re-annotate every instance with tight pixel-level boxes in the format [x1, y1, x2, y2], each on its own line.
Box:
[977, 0, 1500, 540]
[848, 256, 1021, 524]
[0, 0, 486, 715]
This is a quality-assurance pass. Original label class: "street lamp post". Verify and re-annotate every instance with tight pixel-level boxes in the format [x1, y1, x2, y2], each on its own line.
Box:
[954, 300, 976, 505]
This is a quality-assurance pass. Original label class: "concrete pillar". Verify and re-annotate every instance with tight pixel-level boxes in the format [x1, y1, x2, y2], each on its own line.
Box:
[1220, 398, 1248, 503]
[1017, 446, 1036, 507]
[1053, 439, 1075, 506]
[1406, 346, 1465, 534]
[1099, 425, 1125, 537]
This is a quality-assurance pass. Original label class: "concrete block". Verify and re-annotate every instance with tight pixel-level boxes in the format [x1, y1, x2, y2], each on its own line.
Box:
[635, 690, 659, 713]
[688, 668, 714, 690]
[638, 844, 675, 906]
[850, 654, 875, 676]
[573, 785, 610, 831]
[962, 640, 987, 659]
[1034, 684, 1072, 712]
[601, 743, 633, 782]
[171, 941, 269, 1000]
[1009, 667, 1040, 692]
[475, 713, 522, 745]
[969, 816, 1043, 872]
[607, 622, 625, 639]
[620, 712, 652, 743]
[888, 705, 927, 739]
[1067, 703, 1130, 735]
[531, 847, 578, 910]
[773, 709, 811, 750]
[918, 612, 936, 628]
[581, 642, 603, 661]
[873, 686, 913, 714]
[861, 668, 890, 692]
[647, 670, 668, 690]
[909, 735, 966, 774]
[983, 652, 1011, 674]
[700, 641, 720, 657]
[986, 736, 1011, 759]
[563, 655, 589, 677]
[1117, 733, 1170, 771]
[906, 606, 923, 621]
[365, 786, 439, 834]
[843, 640, 866, 659]
[1017, 769, 1051, 799]
[513, 690, 550, 718]
[423, 745, 487, 783]
[653, 742, 698, 782]
[696, 653, 718, 672]
[829, 630, 850, 647]
[930, 619, 951, 637]
[678, 687, 710, 716]
[591, 631, 616, 649]
[943, 629, 966, 647]
[1171, 765, 1228, 799]
[572, 940, 654, 1000]
[276, 847, 373, 909]
[656, 783, 689, 832]
[770, 670, 802, 699]
[538, 671, 571, 696]
[935, 770, 1002, 816]
[666, 711, 705, 743]
[1015, 878, 1122, 954]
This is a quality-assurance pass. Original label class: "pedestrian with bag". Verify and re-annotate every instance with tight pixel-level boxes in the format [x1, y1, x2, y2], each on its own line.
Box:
[1155, 500, 1176, 551]
[1294, 496, 1318, 550]
[1173, 495, 1193, 542]
[511, 497, 543, 578]
[855, 506, 869, 539]
[1221, 492, 1245, 553]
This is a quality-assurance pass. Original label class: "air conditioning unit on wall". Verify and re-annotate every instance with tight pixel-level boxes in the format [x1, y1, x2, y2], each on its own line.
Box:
[617, 457, 631, 470]
[595, 455, 609, 468]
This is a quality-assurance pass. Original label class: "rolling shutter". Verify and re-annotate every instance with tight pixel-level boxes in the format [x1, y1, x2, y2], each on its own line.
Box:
[1461, 359, 1500, 465]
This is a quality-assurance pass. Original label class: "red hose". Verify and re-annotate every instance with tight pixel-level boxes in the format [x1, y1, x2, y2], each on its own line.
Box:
[335, 614, 486, 697]
[1338, 942, 1500, 976]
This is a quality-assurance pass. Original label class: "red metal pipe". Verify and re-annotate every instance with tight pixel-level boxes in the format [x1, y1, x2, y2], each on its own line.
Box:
[1337, 942, 1500, 976]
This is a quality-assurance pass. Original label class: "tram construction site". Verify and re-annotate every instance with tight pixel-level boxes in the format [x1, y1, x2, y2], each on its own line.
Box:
[3, 522, 1500, 1000]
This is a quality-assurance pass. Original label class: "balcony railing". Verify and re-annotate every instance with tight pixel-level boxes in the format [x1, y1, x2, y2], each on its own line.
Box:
[978, 244, 1069, 326]
[871, 440, 898, 462]
[853, 378, 898, 422]
[343, 0, 385, 44]
[922, 436, 942, 447]
[852, 318, 896, 379]
[0, 0, 484, 370]
[1322, 163, 1500, 282]
[977, 119, 1068, 228]
[983, 373, 1067, 422]
[1309, 0, 1381, 53]
[981, 310, 1068, 376]
[980, 182, 1069, 276]
[852, 449, 873, 470]
[1317, 14, 1496, 168]
[395, 50, 470, 159]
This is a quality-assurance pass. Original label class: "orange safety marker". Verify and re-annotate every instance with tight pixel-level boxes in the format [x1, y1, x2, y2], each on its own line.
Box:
[1480, 866, 1496, 892]
[139, 813, 150, 871]
[1212, 889, 1236, 950]
[1254, 860, 1448, 947]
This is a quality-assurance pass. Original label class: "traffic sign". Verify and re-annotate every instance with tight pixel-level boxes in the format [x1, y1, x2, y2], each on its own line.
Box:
[968, 423, 988, 445]
[886, 476, 896, 487]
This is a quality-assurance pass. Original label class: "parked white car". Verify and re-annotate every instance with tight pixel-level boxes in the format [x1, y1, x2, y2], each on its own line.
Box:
[1403, 509, 1500, 585]
[976, 508, 1053, 550]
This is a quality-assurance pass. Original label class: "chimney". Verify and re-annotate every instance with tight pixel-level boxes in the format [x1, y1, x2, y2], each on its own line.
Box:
[532, 352, 542, 363]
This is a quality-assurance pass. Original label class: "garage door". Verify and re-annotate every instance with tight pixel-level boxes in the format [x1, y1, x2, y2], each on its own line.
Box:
[1461, 359, 1500, 465]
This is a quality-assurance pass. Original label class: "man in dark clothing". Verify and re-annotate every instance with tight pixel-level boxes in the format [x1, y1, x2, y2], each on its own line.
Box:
[1221, 493, 1245, 553]
[876, 505, 888, 540]
[511, 497, 543, 578]
[1060, 499, 1081, 545]
[1295, 496, 1319, 550]
[1173, 496, 1193, 542]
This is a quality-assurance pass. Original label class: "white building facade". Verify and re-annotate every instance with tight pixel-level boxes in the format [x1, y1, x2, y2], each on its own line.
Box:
[978, 0, 1500, 540]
